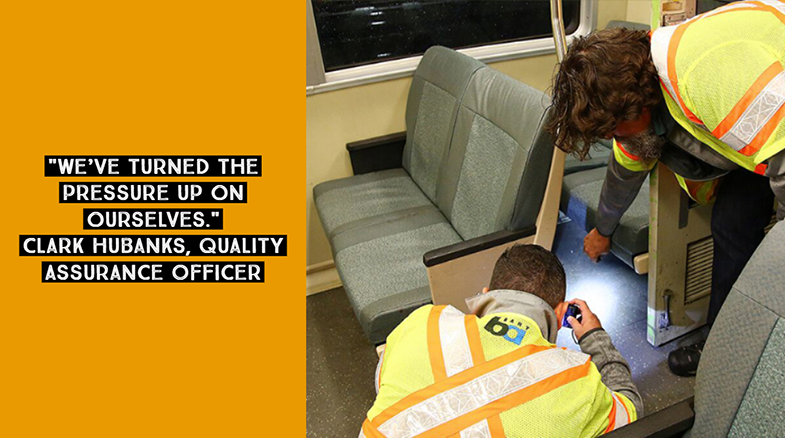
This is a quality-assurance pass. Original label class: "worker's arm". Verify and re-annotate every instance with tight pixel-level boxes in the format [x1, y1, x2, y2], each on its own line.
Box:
[595, 139, 656, 237]
[567, 299, 643, 417]
[766, 150, 785, 221]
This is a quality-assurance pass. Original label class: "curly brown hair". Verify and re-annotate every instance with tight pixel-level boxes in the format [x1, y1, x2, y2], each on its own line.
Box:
[546, 28, 662, 159]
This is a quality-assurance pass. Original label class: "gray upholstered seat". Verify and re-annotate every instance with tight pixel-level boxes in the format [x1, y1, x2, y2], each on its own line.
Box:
[313, 47, 485, 241]
[314, 169, 433, 239]
[564, 139, 612, 175]
[314, 47, 553, 343]
[686, 221, 785, 437]
[561, 167, 649, 267]
[436, 67, 553, 241]
[332, 209, 461, 343]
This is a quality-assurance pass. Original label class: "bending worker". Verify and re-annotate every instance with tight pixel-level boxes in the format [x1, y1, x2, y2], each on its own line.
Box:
[360, 244, 641, 437]
[547, 1, 785, 376]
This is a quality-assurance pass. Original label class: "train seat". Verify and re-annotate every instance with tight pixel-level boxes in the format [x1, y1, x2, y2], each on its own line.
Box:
[561, 166, 650, 268]
[689, 220, 785, 436]
[314, 46, 554, 343]
[563, 139, 612, 176]
[314, 47, 485, 240]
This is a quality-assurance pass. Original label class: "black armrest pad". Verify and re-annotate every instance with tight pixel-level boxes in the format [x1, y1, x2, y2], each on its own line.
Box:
[346, 131, 407, 175]
[605, 397, 695, 438]
[423, 226, 537, 268]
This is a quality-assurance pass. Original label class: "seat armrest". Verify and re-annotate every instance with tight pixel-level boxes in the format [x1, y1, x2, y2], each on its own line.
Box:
[424, 226, 538, 311]
[423, 226, 537, 268]
[605, 397, 695, 438]
[346, 131, 407, 175]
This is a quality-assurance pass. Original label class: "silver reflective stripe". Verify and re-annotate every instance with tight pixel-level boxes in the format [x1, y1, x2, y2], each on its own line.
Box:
[650, 25, 679, 106]
[760, 0, 785, 15]
[720, 70, 785, 151]
[438, 308, 490, 437]
[439, 306, 474, 377]
[376, 348, 589, 438]
[375, 346, 386, 394]
[460, 419, 492, 438]
[358, 428, 367, 438]
[611, 394, 630, 429]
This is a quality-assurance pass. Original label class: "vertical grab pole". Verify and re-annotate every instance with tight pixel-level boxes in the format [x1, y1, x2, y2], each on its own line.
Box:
[550, 0, 568, 62]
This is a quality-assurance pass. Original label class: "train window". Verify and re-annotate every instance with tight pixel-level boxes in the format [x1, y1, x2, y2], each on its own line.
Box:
[311, 0, 582, 73]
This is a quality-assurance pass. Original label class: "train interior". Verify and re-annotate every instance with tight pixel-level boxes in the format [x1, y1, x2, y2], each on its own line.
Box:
[307, 0, 785, 436]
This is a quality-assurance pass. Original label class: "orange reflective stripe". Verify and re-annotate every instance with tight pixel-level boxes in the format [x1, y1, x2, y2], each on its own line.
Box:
[739, 103, 785, 156]
[756, 163, 770, 175]
[428, 306, 447, 382]
[750, 0, 785, 25]
[616, 140, 640, 161]
[713, 62, 784, 138]
[371, 344, 553, 427]
[417, 360, 592, 438]
[487, 414, 506, 438]
[604, 395, 617, 434]
[464, 315, 485, 366]
[667, 21, 703, 125]
[362, 419, 385, 438]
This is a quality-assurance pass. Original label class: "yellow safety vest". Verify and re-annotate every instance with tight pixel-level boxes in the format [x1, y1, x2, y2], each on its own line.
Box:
[616, 0, 785, 203]
[361, 305, 637, 438]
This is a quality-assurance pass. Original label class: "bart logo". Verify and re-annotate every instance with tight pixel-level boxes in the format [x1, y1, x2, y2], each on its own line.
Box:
[484, 316, 527, 345]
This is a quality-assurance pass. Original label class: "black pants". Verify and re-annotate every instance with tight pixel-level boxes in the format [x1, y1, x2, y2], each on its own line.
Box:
[708, 169, 775, 326]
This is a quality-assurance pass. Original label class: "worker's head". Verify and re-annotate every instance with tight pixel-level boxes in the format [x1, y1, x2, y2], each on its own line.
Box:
[545, 27, 663, 161]
[488, 244, 566, 309]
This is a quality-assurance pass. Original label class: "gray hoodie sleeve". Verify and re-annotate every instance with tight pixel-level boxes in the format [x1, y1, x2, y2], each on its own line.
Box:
[579, 328, 644, 417]
[596, 152, 651, 237]
[765, 150, 785, 221]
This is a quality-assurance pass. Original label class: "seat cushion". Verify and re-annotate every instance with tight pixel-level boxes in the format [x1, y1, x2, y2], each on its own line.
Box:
[561, 167, 650, 267]
[332, 208, 462, 344]
[564, 139, 612, 175]
[691, 223, 785, 437]
[436, 67, 553, 240]
[313, 168, 434, 239]
[403, 46, 486, 202]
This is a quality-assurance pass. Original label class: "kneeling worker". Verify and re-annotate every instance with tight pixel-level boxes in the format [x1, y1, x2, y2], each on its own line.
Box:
[360, 244, 641, 437]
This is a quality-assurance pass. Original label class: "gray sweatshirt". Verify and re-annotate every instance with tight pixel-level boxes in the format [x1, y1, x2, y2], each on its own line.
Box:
[596, 103, 785, 236]
[466, 289, 644, 416]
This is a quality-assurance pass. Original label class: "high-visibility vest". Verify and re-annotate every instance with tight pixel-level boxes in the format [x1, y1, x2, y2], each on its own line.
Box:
[361, 305, 637, 438]
[650, 0, 785, 176]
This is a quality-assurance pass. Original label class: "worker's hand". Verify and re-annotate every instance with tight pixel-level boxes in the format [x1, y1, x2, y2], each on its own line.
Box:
[583, 228, 611, 262]
[567, 299, 603, 342]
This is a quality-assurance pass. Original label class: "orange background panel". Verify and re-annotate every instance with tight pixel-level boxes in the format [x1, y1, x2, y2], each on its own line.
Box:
[0, 2, 303, 436]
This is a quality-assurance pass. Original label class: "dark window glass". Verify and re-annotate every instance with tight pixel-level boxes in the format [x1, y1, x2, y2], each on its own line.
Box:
[312, 0, 581, 72]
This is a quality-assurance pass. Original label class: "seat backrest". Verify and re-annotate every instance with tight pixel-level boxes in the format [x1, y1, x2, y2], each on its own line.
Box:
[435, 66, 554, 240]
[688, 221, 785, 437]
[402, 46, 486, 202]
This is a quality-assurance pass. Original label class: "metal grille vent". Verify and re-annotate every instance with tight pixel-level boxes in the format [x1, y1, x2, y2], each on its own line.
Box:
[684, 214, 776, 304]
[685, 236, 713, 304]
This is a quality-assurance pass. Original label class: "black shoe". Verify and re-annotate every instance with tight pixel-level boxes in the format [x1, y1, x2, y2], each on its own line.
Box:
[668, 341, 705, 377]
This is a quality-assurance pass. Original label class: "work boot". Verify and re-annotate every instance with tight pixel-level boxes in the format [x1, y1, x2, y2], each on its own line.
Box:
[668, 341, 705, 377]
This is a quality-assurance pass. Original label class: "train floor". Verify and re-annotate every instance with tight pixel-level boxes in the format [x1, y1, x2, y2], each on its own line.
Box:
[306, 219, 707, 437]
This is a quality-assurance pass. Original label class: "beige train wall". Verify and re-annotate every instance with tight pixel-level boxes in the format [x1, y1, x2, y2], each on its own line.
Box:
[306, 0, 637, 294]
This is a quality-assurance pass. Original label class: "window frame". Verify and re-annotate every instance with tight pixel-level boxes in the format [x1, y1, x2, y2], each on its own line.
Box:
[306, 0, 597, 96]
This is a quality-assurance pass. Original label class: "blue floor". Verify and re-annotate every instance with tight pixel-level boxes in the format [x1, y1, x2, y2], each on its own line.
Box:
[553, 219, 705, 415]
[307, 220, 706, 437]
